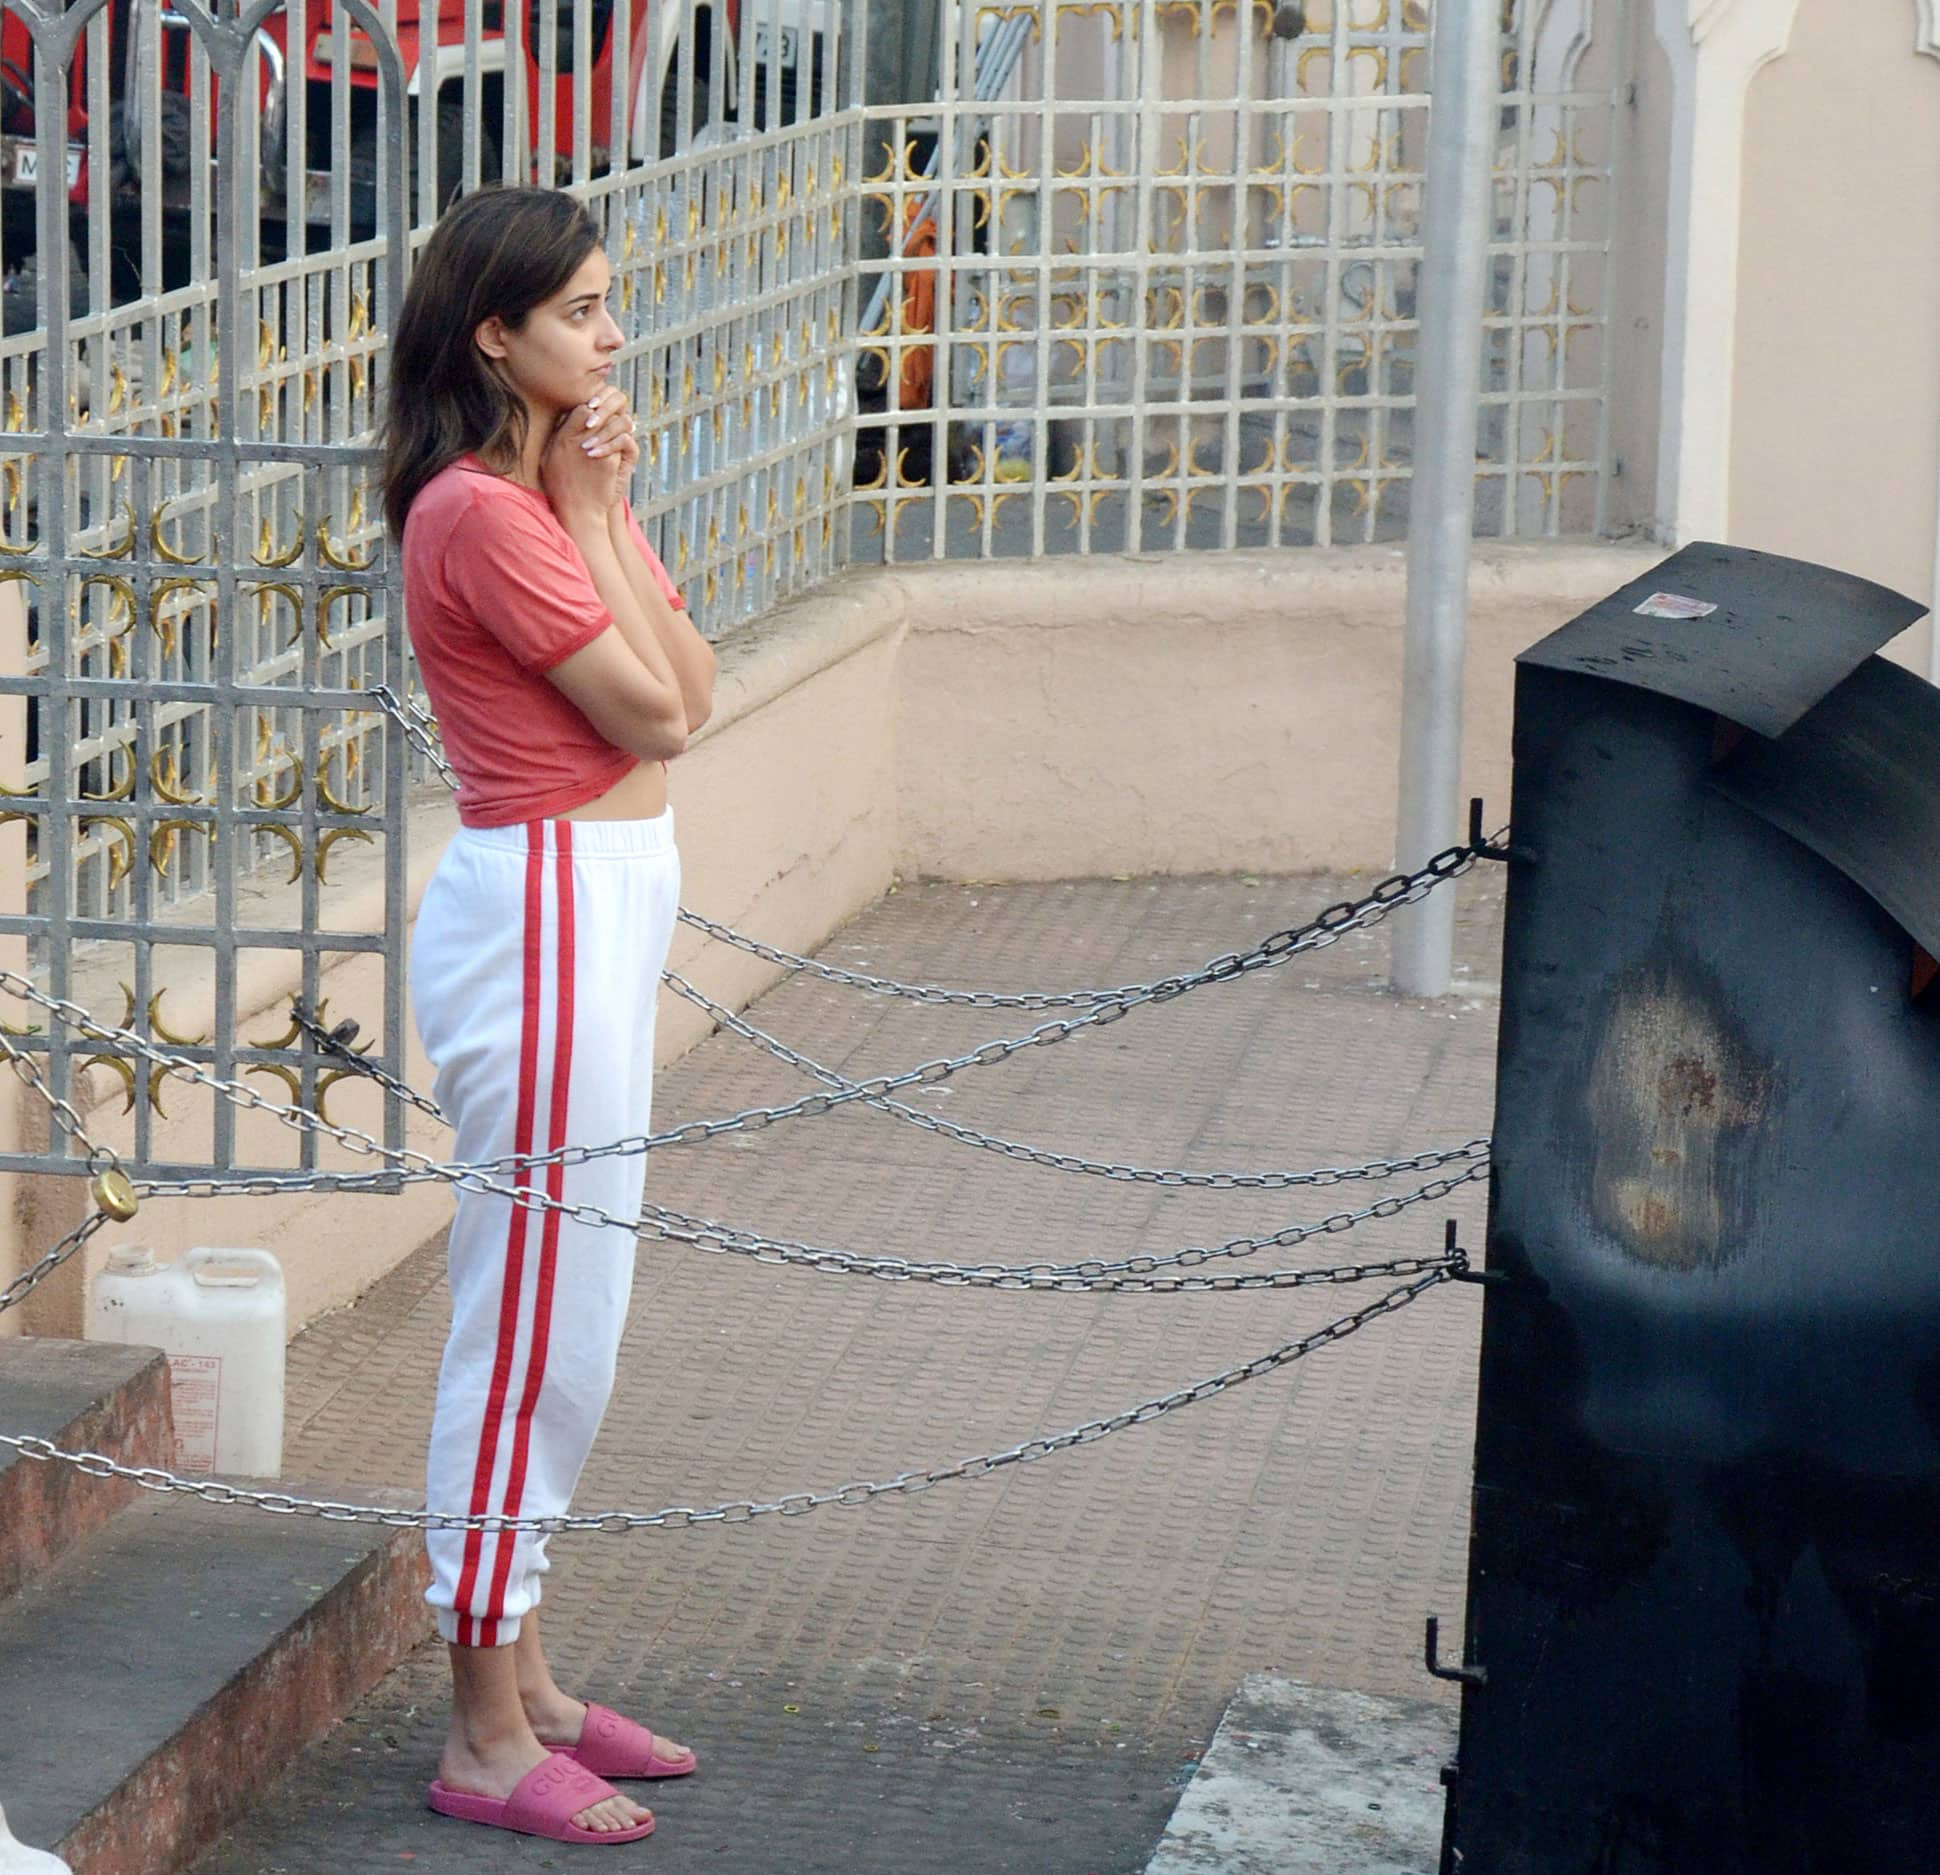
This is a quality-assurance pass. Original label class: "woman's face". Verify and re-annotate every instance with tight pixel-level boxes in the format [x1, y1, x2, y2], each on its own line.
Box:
[474, 246, 623, 422]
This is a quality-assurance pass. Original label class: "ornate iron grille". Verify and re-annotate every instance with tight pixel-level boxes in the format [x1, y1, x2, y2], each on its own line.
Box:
[850, 0, 1628, 561]
[0, 0, 861, 1178]
[607, 0, 859, 634]
[0, 0, 410, 1179]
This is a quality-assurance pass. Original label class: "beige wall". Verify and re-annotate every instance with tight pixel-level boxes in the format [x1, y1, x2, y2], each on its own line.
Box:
[1731, 3, 1940, 655]
[660, 574, 905, 1051]
[1, 541, 1657, 1342]
[890, 545, 1650, 879]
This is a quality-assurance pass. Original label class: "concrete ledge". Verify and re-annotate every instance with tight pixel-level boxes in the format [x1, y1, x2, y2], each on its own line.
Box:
[0, 1491, 430, 1875]
[1145, 1675, 1455, 1875]
[0, 1338, 173, 1603]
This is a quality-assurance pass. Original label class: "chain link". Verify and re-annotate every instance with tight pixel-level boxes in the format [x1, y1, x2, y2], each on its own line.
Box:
[0, 695, 1495, 1538]
[0, 844, 1492, 1292]
[137, 1153, 1484, 1292]
[677, 865, 1497, 1004]
[373, 682, 459, 791]
[630, 1192, 1480, 1291]
[0, 963, 1490, 1288]
[289, 998, 446, 1123]
[0, 1021, 117, 1172]
[0, 1209, 113, 1316]
[674, 906, 1144, 1009]
[0, 1264, 1460, 1533]
[271, 966, 1492, 1198]
[0, 1021, 129, 1323]
[686, 854, 1480, 1007]
[0, 841, 1483, 1186]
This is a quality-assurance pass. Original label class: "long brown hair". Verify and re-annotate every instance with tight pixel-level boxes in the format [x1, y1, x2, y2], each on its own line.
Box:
[380, 186, 603, 538]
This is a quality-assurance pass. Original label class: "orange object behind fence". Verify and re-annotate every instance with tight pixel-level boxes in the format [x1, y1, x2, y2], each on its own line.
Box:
[897, 205, 939, 414]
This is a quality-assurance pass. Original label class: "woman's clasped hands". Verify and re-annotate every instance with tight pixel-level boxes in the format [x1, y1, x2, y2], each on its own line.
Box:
[542, 385, 640, 517]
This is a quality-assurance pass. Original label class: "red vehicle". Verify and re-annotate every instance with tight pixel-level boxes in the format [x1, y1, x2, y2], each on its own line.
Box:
[253, 0, 776, 222]
[0, 0, 817, 294]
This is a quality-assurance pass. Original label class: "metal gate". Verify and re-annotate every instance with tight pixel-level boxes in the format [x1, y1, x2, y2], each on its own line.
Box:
[0, 0, 861, 1180]
[0, 0, 413, 1180]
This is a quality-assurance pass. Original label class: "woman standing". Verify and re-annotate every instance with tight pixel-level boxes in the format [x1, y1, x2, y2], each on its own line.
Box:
[382, 185, 716, 1847]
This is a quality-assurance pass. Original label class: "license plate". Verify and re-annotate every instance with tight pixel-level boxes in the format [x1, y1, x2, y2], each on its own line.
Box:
[9, 147, 82, 188]
[753, 21, 798, 66]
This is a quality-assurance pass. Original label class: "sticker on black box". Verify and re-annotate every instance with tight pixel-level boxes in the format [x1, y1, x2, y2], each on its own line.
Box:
[1633, 592, 1719, 620]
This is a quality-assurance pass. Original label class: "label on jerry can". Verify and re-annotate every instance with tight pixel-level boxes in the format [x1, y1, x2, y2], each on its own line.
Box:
[168, 1353, 223, 1475]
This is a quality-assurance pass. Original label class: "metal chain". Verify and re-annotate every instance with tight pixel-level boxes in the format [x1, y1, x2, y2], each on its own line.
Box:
[664, 967, 1493, 1193]
[627, 1185, 1481, 1291]
[0, 959, 1486, 1295]
[0, 1209, 113, 1317]
[678, 856, 1483, 1007]
[0, 965, 1484, 1291]
[373, 682, 459, 790]
[0, 693, 1490, 1533]
[289, 998, 446, 1123]
[0, 841, 1482, 1186]
[370, 681, 1493, 1015]
[0, 1264, 1460, 1534]
[674, 906, 1146, 1008]
[274, 965, 1493, 1198]
[0, 1024, 134, 1322]
[0, 1022, 117, 1173]
[237, 839, 1489, 1187]
[130, 1156, 1485, 1291]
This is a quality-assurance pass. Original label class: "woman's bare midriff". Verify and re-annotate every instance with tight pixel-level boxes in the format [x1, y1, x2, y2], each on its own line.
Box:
[558, 759, 667, 822]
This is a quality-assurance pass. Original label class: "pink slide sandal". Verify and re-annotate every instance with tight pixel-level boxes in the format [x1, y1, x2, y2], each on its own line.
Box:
[427, 1755, 655, 1844]
[547, 1703, 699, 1780]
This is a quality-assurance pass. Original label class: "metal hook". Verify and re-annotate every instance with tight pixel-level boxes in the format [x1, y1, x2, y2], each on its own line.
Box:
[1466, 797, 1527, 865]
[1425, 1616, 1485, 1689]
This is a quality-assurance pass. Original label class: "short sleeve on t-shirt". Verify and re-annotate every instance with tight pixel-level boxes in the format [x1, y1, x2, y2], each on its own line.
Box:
[444, 492, 616, 674]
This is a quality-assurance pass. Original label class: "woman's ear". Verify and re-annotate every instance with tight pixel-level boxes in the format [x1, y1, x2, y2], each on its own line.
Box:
[473, 315, 509, 363]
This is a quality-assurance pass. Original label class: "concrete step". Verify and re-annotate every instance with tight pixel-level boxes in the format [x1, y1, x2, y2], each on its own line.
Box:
[1143, 1675, 1456, 1875]
[0, 1488, 430, 1875]
[0, 1339, 173, 1605]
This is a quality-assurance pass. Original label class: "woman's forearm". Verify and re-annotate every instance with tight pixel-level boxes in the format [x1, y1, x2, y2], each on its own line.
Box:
[559, 507, 685, 704]
[608, 503, 716, 732]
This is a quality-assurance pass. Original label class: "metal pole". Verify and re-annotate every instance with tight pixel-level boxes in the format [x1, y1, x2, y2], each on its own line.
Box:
[1929, 425, 1940, 684]
[1391, 0, 1499, 997]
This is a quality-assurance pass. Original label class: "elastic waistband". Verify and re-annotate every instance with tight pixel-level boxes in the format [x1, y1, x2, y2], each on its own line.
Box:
[455, 809, 677, 860]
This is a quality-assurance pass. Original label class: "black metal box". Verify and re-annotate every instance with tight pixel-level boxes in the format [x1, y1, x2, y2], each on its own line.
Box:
[1443, 543, 1940, 1874]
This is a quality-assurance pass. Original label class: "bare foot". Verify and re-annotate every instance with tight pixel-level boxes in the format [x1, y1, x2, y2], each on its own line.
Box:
[439, 1728, 653, 1835]
[526, 1693, 696, 1772]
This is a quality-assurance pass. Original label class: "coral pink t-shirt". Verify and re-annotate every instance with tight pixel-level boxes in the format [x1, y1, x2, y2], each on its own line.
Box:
[401, 456, 687, 828]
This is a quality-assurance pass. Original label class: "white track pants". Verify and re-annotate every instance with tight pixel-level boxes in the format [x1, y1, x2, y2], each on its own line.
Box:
[410, 813, 679, 1647]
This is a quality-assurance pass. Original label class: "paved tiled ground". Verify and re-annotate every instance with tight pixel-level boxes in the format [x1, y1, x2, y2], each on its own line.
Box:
[194, 866, 1505, 1875]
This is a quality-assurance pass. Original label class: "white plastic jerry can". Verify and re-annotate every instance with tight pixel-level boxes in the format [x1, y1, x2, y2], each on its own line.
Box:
[87, 1247, 286, 1479]
[0, 1802, 74, 1873]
